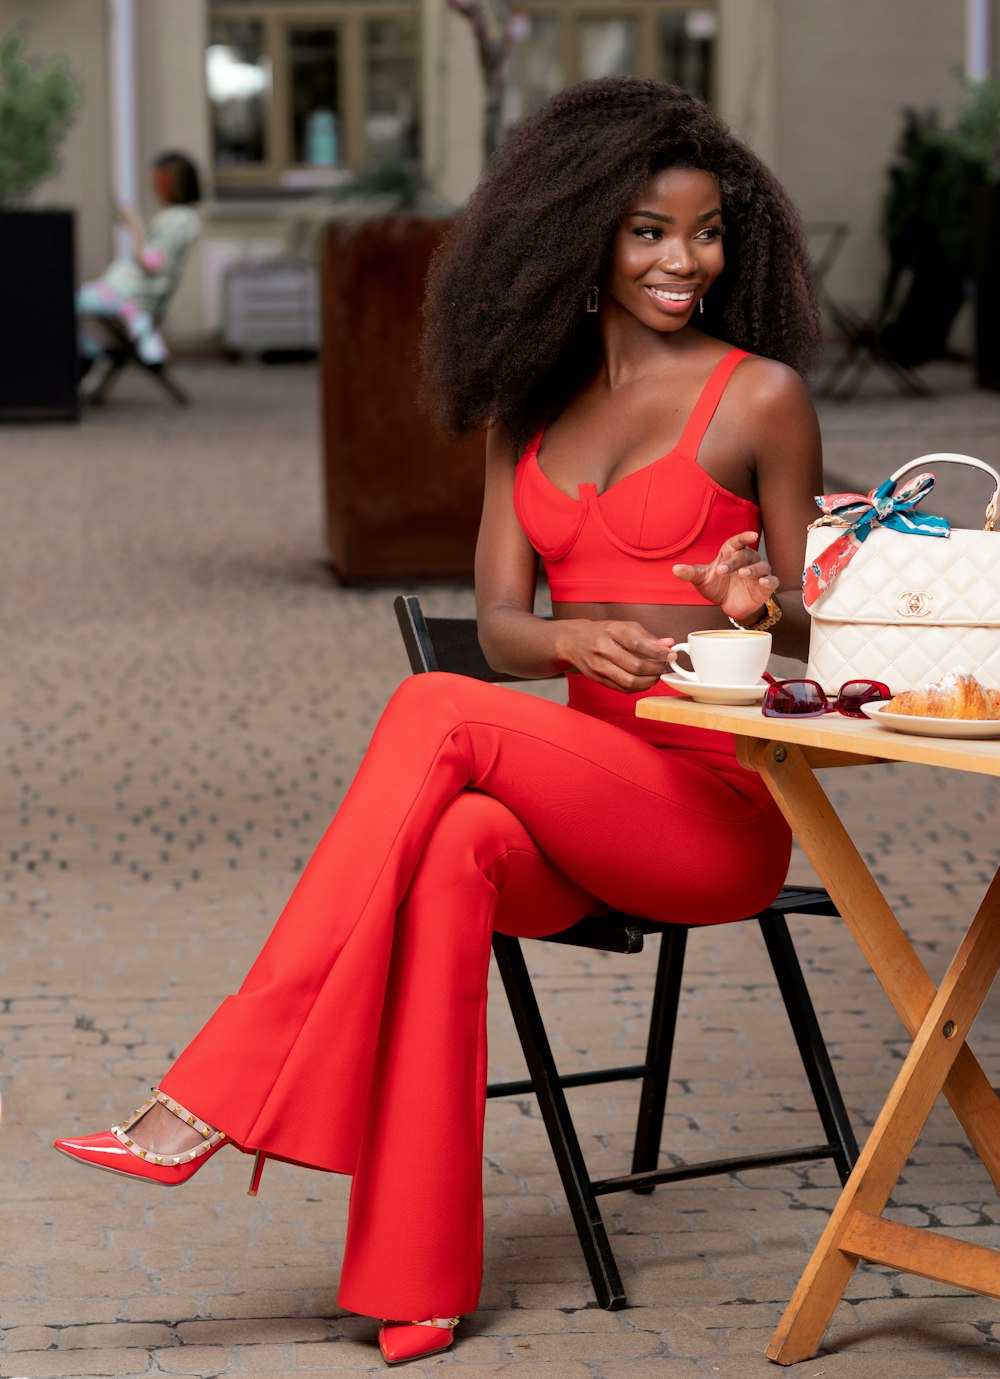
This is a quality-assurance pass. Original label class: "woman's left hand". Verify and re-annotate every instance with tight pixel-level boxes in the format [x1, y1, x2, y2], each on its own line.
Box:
[672, 531, 779, 625]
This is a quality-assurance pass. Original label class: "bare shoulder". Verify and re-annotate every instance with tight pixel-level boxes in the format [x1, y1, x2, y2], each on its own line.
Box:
[728, 357, 819, 468]
[731, 355, 814, 418]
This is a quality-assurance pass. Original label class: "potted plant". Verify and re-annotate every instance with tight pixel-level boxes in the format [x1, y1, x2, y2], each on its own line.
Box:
[880, 78, 1000, 382]
[0, 25, 80, 421]
[956, 79, 1000, 389]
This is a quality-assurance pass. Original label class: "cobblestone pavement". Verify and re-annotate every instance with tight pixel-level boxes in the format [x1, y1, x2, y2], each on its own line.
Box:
[2, 358, 1000, 1379]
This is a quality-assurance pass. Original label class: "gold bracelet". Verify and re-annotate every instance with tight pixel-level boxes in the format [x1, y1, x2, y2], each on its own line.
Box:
[727, 594, 782, 632]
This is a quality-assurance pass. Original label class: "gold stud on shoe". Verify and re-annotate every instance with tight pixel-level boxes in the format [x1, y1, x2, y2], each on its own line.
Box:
[53, 1087, 234, 1189]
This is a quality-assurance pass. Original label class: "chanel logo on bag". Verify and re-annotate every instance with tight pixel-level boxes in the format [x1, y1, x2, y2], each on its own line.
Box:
[897, 592, 932, 617]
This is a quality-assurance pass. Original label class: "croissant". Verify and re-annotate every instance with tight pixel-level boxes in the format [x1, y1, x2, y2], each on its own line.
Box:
[884, 668, 1000, 720]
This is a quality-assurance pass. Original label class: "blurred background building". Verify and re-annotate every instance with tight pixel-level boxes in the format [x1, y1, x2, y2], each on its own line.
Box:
[8, 0, 997, 355]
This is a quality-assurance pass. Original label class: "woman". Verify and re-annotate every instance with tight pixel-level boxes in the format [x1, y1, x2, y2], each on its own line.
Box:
[55, 79, 822, 1366]
[78, 151, 201, 372]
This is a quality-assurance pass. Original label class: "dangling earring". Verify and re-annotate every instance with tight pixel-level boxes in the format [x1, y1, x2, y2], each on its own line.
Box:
[586, 284, 599, 314]
[699, 297, 705, 315]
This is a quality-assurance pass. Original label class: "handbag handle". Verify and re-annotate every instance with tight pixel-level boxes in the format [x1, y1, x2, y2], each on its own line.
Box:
[889, 453, 999, 531]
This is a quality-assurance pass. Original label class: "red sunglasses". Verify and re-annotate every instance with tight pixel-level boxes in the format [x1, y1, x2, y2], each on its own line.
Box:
[762, 675, 891, 719]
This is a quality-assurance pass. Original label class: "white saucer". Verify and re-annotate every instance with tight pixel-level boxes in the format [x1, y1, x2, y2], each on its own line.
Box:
[659, 673, 768, 706]
[859, 702, 1000, 740]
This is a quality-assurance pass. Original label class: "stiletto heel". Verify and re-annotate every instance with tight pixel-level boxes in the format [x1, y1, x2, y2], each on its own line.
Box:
[54, 1088, 231, 1188]
[247, 1150, 267, 1196]
[378, 1317, 460, 1366]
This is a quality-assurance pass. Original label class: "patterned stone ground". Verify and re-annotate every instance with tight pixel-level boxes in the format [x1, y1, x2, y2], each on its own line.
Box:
[2, 359, 1000, 1378]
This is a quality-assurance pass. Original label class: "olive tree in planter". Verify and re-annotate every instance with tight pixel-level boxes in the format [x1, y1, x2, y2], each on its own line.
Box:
[0, 27, 80, 421]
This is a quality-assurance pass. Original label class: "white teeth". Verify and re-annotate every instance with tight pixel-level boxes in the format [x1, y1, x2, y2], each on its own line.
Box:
[650, 287, 694, 302]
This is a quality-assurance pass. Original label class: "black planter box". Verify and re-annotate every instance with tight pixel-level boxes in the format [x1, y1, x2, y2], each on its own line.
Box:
[0, 208, 79, 421]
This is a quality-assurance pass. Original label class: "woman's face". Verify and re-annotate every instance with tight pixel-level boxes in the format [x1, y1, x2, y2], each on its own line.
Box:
[152, 164, 176, 205]
[605, 167, 724, 332]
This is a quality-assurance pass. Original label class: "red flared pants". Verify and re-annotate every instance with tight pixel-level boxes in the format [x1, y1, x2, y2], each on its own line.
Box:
[161, 672, 789, 1318]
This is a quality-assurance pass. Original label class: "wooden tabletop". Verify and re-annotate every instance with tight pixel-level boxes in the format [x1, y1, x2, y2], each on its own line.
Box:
[636, 695, 1000, 777]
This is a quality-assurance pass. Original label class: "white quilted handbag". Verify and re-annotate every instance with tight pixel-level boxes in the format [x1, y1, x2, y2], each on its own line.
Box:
[805, 454, 1000, 694]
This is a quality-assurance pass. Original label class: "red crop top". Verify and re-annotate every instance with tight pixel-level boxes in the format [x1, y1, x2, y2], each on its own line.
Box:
[514, 347, 760, 605]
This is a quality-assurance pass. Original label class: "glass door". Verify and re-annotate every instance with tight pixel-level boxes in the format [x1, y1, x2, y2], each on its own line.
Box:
[288, 24, 343, 169]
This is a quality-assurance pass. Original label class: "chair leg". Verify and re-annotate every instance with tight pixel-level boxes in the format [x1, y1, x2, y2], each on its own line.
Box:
[629, 927, 687, 1190]
[817, 340, 862, 399]
[491, 932, 627, 1310]
[757, 913, 859, 1185]
[146, 363, 191, 405]
[876, 348, 932, 398]
[827, 346, 873, 402]
[85, 353, 128, 406]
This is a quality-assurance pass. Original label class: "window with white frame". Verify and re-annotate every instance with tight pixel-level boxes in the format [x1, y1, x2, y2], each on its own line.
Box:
[207, 0, 420, 190]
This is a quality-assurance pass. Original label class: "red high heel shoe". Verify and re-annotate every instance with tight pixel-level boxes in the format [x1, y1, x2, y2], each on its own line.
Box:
[53, 1088, 267, 1193]
[378, 1317, 460, 1366]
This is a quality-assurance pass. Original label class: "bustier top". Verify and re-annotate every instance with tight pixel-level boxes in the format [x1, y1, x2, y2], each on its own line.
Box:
[514, 347, 760, 604]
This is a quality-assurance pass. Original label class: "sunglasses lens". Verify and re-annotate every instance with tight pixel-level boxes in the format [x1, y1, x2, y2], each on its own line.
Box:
[838, 680, 891, 716]
[764, 681, 826, 716]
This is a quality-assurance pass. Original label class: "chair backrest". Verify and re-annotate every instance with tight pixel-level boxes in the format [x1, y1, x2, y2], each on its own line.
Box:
[394, 594, 523, 683]
[151, 215, 201, 327]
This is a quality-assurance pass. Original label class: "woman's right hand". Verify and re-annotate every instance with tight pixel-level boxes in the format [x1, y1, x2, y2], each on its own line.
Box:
[554, 620, 675, 693]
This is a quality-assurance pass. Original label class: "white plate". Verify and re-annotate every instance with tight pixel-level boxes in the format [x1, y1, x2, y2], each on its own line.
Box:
[659, 673, 768, 706]
[859, 701, 1000, 739]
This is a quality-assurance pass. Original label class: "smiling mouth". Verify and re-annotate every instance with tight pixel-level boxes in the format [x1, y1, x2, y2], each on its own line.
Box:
[647, 285, 696, 302]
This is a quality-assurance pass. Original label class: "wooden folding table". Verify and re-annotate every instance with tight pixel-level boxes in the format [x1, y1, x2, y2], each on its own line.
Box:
[636, 695, 1000, 1364]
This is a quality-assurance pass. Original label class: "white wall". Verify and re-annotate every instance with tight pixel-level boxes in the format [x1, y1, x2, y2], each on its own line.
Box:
[773, 0, 965, 314]
[421, 0, 484, 206]
[717, 0, 779, 168]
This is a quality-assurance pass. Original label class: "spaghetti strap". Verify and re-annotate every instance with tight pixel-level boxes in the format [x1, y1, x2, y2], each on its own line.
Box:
[675, 347, 751, 460]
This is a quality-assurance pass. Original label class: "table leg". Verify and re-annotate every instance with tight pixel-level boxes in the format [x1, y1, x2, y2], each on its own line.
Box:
[744, 740, 1000, 1183]
[740, 741, 1000, 1364]
[766, 862, 1000, 1363]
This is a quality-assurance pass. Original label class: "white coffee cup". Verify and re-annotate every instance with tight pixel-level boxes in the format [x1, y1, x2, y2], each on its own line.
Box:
[667, 629, 772, 686]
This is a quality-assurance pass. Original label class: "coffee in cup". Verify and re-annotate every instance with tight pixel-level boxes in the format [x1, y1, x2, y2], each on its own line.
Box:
[667, 629, 772, 686]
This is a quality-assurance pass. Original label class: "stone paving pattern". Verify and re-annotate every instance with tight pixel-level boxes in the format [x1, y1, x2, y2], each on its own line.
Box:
[3, 359, 1000, 1379]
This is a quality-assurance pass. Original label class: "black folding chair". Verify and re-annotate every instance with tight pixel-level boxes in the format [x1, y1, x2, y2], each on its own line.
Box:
[81, 311, 191, 406]
[394, 594, 858, 1309]
[818, 291, 932, 402]
[806, 221, 931, 402]
[80, 237, 197, 408]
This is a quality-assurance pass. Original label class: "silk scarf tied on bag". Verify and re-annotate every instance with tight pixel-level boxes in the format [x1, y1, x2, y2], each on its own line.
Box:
[802, 471, 950, 609]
